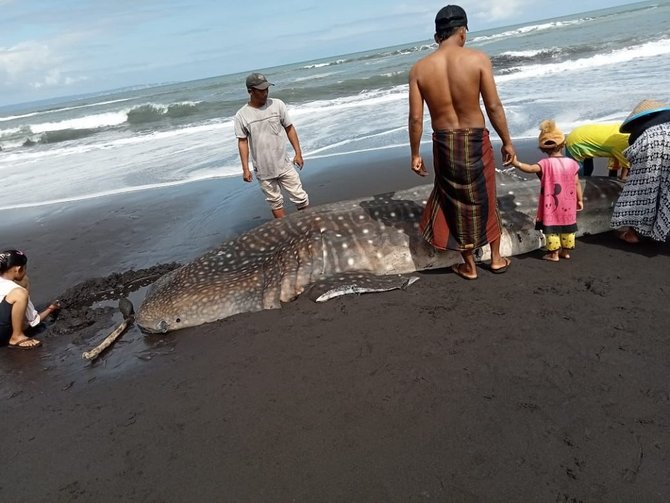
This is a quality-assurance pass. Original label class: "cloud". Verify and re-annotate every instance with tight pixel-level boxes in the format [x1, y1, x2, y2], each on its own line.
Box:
[0, 40, 86, 91]
[467, 0, 534, 22]
[384, 1, 535, 28]
[287, 0, 534, 47]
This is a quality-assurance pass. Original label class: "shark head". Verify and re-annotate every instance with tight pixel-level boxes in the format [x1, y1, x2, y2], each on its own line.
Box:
[135, 268, 204, 333]
[135, 252, 270, 333]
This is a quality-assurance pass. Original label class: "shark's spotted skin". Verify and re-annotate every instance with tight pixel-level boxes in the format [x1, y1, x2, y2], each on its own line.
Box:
[136, 176, 622, 333]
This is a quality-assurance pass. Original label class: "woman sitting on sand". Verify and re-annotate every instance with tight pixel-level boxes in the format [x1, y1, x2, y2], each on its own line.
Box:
[0, 249, 60, 350]
[611, 99, 670, 244]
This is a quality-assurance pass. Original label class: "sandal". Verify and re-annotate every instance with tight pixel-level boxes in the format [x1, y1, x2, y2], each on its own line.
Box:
[8, 337, 42, 350]
[490, 257, 511, 273]
[451, 263, 477, 280]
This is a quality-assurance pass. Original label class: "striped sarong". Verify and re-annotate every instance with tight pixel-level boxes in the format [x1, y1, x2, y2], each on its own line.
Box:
[420, 128, 501, 251]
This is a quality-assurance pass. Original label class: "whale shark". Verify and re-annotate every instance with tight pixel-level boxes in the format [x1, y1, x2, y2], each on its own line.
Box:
[136, 174, 622, 333]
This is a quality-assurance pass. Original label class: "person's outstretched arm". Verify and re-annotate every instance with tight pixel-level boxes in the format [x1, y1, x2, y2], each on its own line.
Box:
[37, 301, 61, 322]
[508, 155, 541, 174]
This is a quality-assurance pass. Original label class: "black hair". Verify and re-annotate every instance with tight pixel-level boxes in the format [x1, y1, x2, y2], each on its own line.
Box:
[435, 26, 463, 43]
[0, 249, 27, 273]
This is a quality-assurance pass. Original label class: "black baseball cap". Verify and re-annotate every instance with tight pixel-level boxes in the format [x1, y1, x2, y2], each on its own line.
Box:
[435, 5, 468, 31]
[245, 72, 273, 90]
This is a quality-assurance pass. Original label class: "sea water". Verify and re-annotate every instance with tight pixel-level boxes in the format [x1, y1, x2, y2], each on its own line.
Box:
[0, 0, 668, 211]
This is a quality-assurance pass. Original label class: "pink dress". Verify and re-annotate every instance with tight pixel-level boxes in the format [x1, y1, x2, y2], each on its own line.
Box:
[535, 157, 580, 234]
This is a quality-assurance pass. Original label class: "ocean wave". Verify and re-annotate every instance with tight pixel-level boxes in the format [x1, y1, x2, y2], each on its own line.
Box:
[0, 101, 206, 149]
[34, 128, 99, 145]
[492, 47, 564, 67]
[307, 43, 434, 69]
[293, 72, 338, 83]
[298, 45, 431, 70]
[0, 111, 46, 123]
[0, 125, 31, 141]
[303, 59, 347, 69]
[0, 98, 133, 123]
[473, 18, 591, 45]
[278, 71, 409, 105]
[30, 111, 127, 134]
[497, 37, 670, 82]
[126, 101, 201, 124]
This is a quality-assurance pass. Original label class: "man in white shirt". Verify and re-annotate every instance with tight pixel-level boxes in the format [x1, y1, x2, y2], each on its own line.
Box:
[234, 73, 309, 218]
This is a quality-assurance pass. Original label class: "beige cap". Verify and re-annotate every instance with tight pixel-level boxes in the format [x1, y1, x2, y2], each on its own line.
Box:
[538, 119, 565, 148]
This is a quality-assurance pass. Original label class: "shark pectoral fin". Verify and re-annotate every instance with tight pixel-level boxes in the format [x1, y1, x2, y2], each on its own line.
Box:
[308, 272, 420, 303]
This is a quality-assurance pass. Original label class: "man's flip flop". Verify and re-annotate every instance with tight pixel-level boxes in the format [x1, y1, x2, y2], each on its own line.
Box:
[7, 338, 42, 350]
[451, 264, 477, 280]
[490, 257, 511, 274]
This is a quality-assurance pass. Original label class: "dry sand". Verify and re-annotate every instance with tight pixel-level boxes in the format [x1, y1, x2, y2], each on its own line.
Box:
[1, 140, 669, 501]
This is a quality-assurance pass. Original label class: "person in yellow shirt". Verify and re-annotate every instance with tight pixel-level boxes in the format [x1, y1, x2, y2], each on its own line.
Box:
[565, 123, 630, 179]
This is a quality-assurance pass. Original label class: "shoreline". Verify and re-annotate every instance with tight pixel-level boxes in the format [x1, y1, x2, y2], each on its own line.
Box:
[0, 138, 608, 304]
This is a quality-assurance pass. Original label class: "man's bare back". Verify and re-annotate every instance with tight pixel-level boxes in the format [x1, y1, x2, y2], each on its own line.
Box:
[410, 45, 487, 131]
[408, 25, 514, 171]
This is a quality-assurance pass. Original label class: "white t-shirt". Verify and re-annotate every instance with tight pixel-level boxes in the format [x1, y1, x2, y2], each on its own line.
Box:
[0, 277, 40, 327]
[234, 98, 294, 180]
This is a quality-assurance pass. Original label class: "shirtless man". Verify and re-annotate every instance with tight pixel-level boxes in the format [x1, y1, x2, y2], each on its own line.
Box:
[408, 5, 515, 280]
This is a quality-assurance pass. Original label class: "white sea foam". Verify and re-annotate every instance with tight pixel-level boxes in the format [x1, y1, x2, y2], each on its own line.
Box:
[306, 126, 407, 156]
[30, 111, 128, 133]
[499, 48, 559, 58]
[473, 18, 590, 45]
[0, 125, 26, 138]
[497, 38, 670, 82]
[0, 172, 236, 211]
[303, 59, 346, 69]
[4, 100, 202, 137]
[294, 72, 337, 82]
[1, 2, 667, 213]
[1, 118, 233, 163]
[0, 98, 133, 122]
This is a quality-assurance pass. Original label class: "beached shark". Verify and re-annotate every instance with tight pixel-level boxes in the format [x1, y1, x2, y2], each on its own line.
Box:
[136, 174, 622, 333]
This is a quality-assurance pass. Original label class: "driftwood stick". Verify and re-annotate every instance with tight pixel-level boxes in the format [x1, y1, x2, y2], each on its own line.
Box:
[82, 317, 133, 361]
[82, 298, 135, 361]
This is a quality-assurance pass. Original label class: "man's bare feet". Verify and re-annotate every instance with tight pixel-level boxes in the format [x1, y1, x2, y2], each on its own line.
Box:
[451, 263, 477, 280]
[489, 257, 511, 274]
[559, 250, 571, 259]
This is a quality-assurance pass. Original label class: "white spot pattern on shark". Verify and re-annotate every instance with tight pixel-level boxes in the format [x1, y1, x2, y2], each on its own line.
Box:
[136, 176, 622, 333]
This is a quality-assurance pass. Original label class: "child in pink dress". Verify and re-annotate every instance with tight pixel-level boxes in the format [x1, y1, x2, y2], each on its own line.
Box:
[507, 120, 584, 261]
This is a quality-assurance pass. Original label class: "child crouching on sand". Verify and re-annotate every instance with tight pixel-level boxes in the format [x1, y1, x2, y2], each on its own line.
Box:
[506, 120, 584, 262]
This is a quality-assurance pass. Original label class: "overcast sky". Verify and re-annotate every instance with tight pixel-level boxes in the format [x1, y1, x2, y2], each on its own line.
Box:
[0, 0, 640, 106]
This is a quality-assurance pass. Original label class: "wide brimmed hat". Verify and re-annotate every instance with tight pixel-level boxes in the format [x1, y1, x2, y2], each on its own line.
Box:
[620, 99, 670, 133]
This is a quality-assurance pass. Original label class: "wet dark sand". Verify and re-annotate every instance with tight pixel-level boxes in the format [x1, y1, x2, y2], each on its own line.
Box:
[1, 140, 669, 501]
